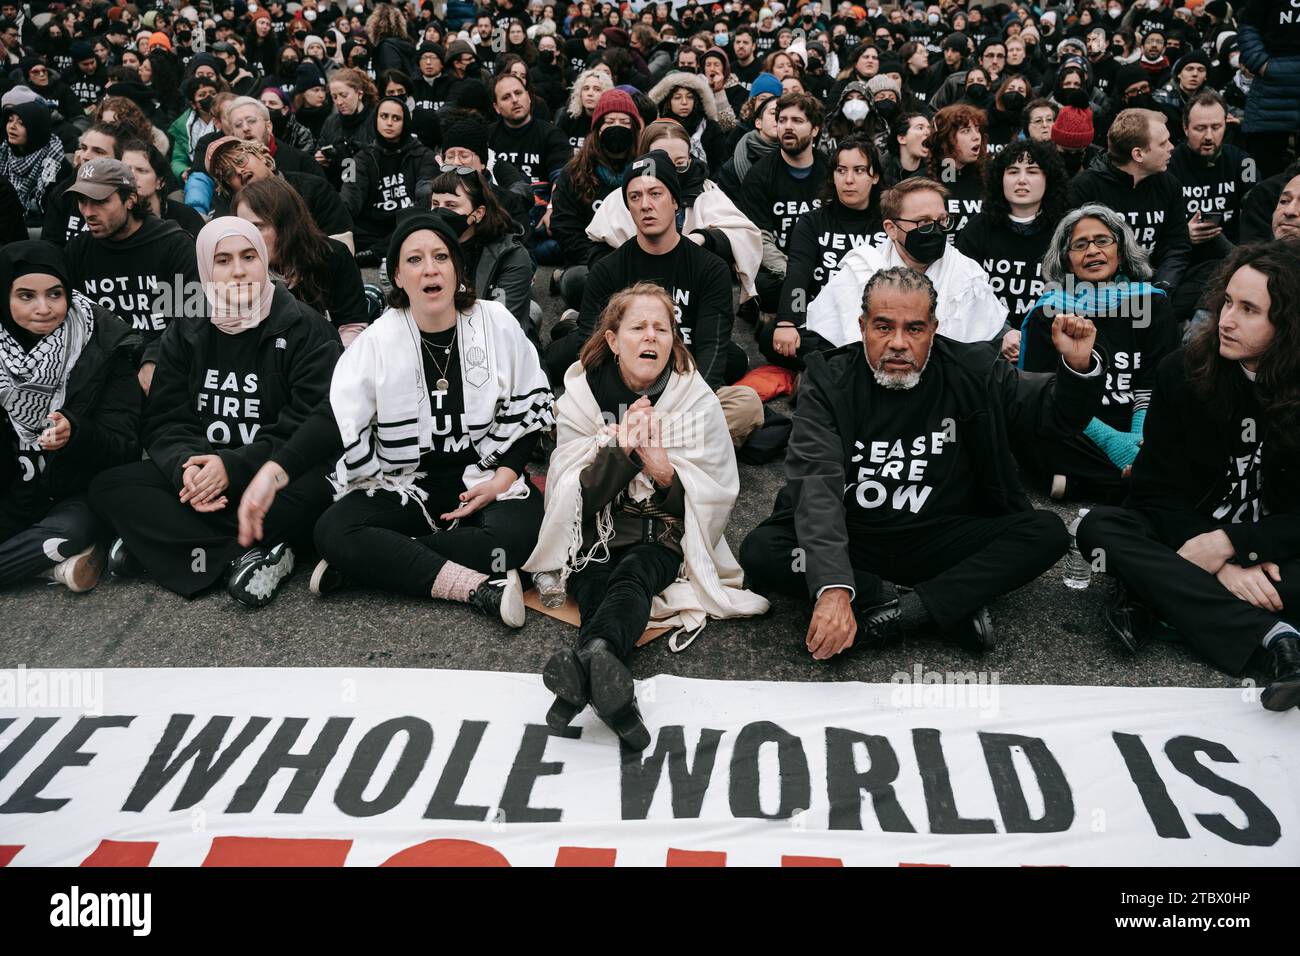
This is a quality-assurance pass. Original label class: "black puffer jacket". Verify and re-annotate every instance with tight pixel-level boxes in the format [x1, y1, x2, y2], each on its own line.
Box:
[1, 306, 141, 504]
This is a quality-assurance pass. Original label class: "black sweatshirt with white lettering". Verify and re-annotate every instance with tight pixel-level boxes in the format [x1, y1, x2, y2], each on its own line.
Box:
[64, 216, 201, 367]
[737, 149, 830, 255]
[778, 202, 884, 328]
[955, 212, 1053, 331]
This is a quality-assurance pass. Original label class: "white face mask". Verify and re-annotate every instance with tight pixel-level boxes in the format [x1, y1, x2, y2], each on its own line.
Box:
[927, 13, 939, 25]
[842, 98, 869, 122]
[1146, 0, 1160, 9]
[304, 9, 316, 21]
[1108, 7, 1122, 17]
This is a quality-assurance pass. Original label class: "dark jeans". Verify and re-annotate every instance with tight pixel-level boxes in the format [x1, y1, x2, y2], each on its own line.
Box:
[1078, 506, 1300, 677]
[740, 508, 1069, 631]
[570, 543, 682, 660]
[0, 495, 99, 586]
[90, 459, 333, 597]
[1014, 431, 1128, 500]
[313, 482, 544, 597]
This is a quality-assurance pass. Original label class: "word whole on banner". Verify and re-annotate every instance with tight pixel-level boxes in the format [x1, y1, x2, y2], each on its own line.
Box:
[0, 668, 1296, 866]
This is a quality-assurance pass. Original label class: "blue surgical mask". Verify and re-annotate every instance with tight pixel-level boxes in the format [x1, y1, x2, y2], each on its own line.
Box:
[715, 32, 729, 46]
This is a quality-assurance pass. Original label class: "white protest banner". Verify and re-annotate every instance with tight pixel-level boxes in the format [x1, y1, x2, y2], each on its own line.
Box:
[0, 668, 1296, 866]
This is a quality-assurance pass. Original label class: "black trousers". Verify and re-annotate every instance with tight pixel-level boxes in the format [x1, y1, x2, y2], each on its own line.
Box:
[1014, 431, 1128, 500]
[89, 459, 334, 597]
[755, 316, 835, 371]
[313, 482, 544, 597]
[755, 267, 783, 315]
[570, 542, 682, 660]
[1239, 131, 1294, 181]
[1078, 506, 1300, 677]
[0, 495, 99, 586]
[740, 509, 1069, 631]
[559, 264, 588, 312]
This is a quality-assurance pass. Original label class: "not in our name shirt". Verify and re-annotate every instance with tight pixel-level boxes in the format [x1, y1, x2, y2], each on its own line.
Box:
[844, 363, 978, 533]
[487, 117, 572, 182]
[955, 213, 1051, 330]
[1168, 143, 1253, 244]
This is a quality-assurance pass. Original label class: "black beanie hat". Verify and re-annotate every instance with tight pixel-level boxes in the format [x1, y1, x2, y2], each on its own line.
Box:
[622, 150, 682, 209]
[386, 209, 465, 282]
[440, 110, 489, 163]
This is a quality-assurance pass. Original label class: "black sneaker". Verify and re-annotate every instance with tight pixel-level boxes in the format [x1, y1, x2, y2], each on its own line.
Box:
[106, 537, 146, 578]
[308, 558, 345, 597]
[227, 543, 295, 608]
[467, 569, 526, 628]
[948, 605, 997, 654]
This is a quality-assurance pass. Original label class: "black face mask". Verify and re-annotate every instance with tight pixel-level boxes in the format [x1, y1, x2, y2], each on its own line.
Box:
[1126, 92, 1155, 110]
[439, 210, 472, 239]
[539, 49, 554, 65]
[270, 109, 290, 136]
[873, 97, 898, 120]
[598, 124, 635, 155]
[1001, 90, 1026, 113]
[965, 83, 990, 104]
[197, 95, 214, 112]
[903, 226, 947, 265]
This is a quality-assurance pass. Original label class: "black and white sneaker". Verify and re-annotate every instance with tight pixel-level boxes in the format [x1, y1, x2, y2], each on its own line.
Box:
[467, 569, 526, 629]
[309, 558, 345, 597]
[106, 537, 145, 577]
[227, 543, 295, 608]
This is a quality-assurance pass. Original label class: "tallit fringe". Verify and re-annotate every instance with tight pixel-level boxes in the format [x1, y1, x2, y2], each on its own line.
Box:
[339, 472, 443, 532]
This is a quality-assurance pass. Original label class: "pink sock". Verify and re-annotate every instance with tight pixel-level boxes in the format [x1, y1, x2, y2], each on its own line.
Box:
[430, 561, 488, 603]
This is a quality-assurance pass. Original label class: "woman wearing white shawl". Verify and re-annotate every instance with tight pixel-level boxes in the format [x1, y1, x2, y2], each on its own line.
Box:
[586, 119, 763, 302]
[526, 283, 767, 751]
[236, 210, 554, 627]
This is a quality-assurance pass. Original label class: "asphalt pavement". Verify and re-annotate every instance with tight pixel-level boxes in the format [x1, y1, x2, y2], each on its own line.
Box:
[0, 270, 1237, 693]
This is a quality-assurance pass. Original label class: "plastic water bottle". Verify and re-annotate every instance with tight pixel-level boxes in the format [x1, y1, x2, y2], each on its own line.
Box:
[1063, 508, 1092, 590]
[534, 570, 566, 608]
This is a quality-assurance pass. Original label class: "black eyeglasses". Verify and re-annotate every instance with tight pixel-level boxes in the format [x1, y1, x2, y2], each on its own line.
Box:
[892, 215, 951, 235]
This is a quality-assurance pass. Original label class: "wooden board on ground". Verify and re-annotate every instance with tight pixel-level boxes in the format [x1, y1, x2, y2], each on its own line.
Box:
[523, 590, 671, 646]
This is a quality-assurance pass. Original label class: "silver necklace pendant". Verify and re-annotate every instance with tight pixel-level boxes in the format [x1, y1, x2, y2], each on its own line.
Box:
[436, 377, 450, 392]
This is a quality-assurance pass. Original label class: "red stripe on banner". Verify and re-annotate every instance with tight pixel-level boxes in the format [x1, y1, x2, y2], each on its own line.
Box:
[666, 849, 726, 867]
[899, 862, 952, 867]
[380, 839, 511, 867]
[554, 846, 617, 867]
[0, 846, 22, 866]
[81, 840, 158, 867]
[202, 837, 353, 867]
[781, 855, 844, 867]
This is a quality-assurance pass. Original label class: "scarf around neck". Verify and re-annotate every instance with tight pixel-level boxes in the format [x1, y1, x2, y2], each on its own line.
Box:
[0, 291, 95, 450]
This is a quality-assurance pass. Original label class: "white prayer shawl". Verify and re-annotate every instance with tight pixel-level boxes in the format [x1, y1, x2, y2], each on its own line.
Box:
[805, 240, 1009, 347]
[525, 360, 769, 640]
[585, 180, 763, 301]
[328, 300, 554, 517]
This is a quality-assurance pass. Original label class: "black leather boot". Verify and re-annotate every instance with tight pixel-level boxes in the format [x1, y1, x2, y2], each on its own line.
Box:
[542, 646, 589, 731]
[586, 639, 651, 751]
[1261, 635, 1300, 712]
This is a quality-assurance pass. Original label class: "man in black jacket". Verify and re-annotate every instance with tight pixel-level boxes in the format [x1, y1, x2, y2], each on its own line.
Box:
[740, 266, 1106, 659]
[1068, 108, 1191, 291]
[1078, 242, 1300, 711]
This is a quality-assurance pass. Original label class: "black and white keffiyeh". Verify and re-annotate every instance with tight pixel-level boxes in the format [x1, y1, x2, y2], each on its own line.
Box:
[0, 291, 95, 450]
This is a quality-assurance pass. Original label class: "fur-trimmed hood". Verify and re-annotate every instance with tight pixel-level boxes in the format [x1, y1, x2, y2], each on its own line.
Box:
[566, 68, 613, 120]
[646, 70, 720, 122]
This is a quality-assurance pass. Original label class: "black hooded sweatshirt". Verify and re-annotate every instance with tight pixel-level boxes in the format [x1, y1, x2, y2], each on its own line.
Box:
[1068, 157, 1192, 289]
[778, 202, 885, 328]
[342, 98, 440, 253]
[64, 215, 200, 367]
[1167, 141, 1253, 244]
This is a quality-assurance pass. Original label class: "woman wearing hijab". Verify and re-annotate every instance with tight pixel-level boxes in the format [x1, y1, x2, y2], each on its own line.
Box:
[526, 282, 767, 749]
[235, 210, 554, 626]
[342, 95, 439, 265]
[0, 101, 73, 225]
[0, 241, 141, 593]
[89, 218, 342, 607]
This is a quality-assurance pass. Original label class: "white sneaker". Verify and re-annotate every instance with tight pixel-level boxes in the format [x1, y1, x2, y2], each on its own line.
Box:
[47, 543, 105, 593]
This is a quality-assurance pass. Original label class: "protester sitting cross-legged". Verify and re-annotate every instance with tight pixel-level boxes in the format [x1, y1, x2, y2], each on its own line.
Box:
[740, 266, 1107, 659]
[235, 211, 554, 627]
[0, 241, 141, 593]
[89, 218, 341, 608]
[804, 177, 1011, 352]
[1018, 204, 1179, 501]
[525, 282, 768, 749]
[1077, 242, 1300, 712]
[546, 150, 763, 445]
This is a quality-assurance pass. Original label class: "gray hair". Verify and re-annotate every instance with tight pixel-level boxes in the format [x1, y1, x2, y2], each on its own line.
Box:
[1041, 202, 1153, 284]
[861, 266, 938, 323]
[227, 95, 271, 124]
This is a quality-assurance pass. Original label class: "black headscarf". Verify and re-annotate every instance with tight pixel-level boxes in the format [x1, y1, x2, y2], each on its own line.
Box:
[0, 240, 71, 351]
[374, 95, 414, 150]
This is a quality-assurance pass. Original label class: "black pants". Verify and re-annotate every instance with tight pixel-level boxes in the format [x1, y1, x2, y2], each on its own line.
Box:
[740, 508, 1068, 631]
[89, 459, 334, 597]
[755, 267, 784, 315]
[570, 543, 682, 660]
[1078, 506, 1300, 677]
[1240, 131, 1295, 182]
[313, 482, 544, 597]
[0, 495, 99, 587]
[1014, 431, 1128, 500]
[559, 265, 588, 312]
[755, 316, 835, 371]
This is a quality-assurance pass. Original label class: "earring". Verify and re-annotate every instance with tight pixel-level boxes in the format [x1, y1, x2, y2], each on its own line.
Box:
[457, 283, 466, 292]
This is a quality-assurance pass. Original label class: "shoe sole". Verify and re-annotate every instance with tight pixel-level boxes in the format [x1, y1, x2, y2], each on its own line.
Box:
[588, 646, 650, 750]
[308, 558, 338, 597]
[1050, 475, 1067, 499]
[499, 570, 525, 629]
[60, 544, 105, 593]
[543, 648, 588, 705]
[230, 547, 295, 608]
[1261, 676, 1300, 712]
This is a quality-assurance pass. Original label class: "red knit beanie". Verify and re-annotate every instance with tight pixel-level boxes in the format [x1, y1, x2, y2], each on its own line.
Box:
[1051, 106, 1094, 151]
[591, 89, 643, 133]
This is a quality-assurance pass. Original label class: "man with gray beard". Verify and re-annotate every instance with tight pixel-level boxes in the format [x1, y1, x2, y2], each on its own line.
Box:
[740, 267, 1107, 661]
